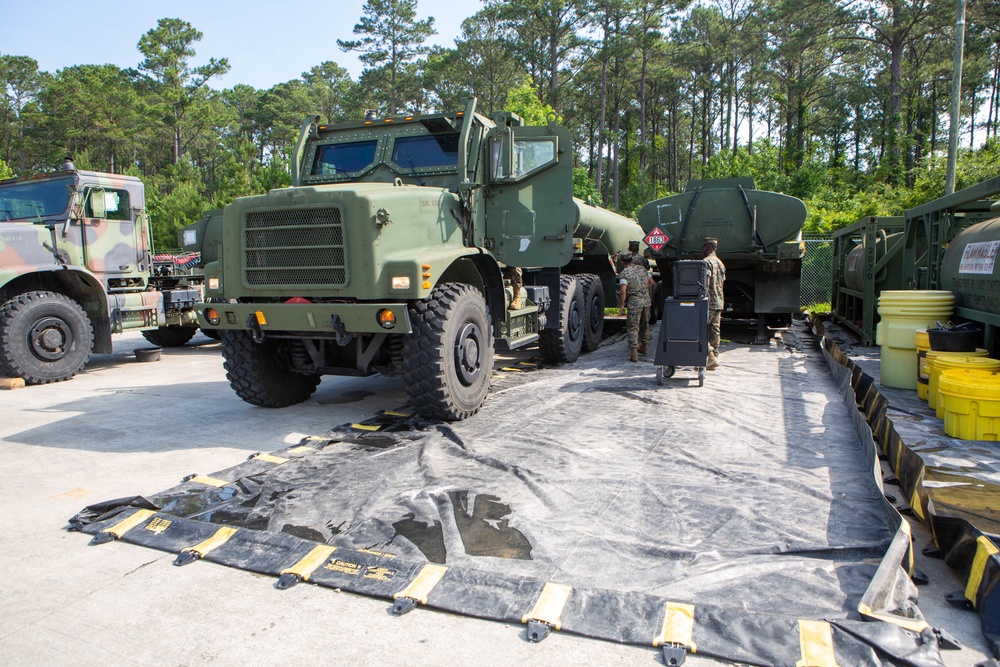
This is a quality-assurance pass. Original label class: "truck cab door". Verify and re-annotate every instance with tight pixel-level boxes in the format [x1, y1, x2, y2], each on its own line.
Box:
[80, 186, 144, 280]
[484, 121, 575, 268]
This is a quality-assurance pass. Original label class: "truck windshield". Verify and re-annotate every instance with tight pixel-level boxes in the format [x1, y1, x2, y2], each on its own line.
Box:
[312, 140, 379, 176]
[392, 134, 459, 168]
[0, 179, 72, 221]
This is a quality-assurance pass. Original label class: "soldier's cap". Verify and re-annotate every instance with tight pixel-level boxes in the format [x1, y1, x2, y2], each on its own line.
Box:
[703, 237, 718, 247]
[620, 251, 633, 261]
[628, 240, 640, 249]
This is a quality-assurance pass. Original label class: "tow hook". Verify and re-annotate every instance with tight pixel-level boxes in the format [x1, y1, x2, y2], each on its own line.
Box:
[246, 313, 266, 343]
[330, 314, 353, 345]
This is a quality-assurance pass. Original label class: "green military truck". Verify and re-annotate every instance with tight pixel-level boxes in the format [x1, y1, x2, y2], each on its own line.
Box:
[193, 99, 642, 420]
[0, 161, 205, 384]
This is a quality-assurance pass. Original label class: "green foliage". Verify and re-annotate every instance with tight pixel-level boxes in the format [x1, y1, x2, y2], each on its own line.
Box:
[505, 79, 557, 126]
[147, 158, 208, 250]
[0, 158, 12, 180]
[572, 167, 600, 202]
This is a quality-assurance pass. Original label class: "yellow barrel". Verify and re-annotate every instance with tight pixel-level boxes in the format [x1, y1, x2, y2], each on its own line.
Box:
[875, 290, 954, 389]
[915, 329, 930, 400]
[925, 348, 990, 409]
[928, 354, 1000, 418]
[938, 369, 1000, 440]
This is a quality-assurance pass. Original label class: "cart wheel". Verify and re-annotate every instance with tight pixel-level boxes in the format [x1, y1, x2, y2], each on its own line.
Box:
[698, 369, 705, 387]
[656, 366, 664, 385]
[664, 366, 675, 378]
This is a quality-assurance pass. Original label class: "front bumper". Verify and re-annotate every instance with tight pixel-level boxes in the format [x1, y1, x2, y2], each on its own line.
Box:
[196, 301, 412, 335]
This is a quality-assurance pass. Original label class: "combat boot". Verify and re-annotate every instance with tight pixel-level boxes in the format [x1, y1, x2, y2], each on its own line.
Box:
[706, 352, 719, 371]
[630, 348, 638, 362]
[508, 286, 521, 310]
[639, 341, 648, 355]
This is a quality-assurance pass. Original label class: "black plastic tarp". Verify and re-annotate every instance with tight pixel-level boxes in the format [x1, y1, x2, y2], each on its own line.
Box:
[71, 328, 945, 666]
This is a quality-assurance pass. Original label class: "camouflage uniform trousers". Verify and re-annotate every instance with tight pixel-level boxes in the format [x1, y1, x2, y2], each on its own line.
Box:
[708, 308, 722, 355]
[626, 305, 651, 350]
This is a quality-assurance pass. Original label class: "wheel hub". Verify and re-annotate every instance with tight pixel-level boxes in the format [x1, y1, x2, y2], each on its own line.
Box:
[29, 316, 72, 361]
[568, 303, 582, 340]
[454, 321, 484, 385]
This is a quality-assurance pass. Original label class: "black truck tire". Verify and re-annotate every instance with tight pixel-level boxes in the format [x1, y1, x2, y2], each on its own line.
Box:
[221, 330, 321, 407]
[0, 291, 94, 384]
[539, 275, 585, 364]
[142, 325, 198, 347]
[579, 273, 605, 352]
[404, 282, 494, 421]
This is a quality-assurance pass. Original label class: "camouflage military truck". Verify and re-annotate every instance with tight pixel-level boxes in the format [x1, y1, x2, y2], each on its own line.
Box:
[0, 161, 204, 384]
[194, 99, 642, 420]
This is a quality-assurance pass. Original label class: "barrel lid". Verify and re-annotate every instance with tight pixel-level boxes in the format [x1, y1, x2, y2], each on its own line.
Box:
[926, 348, 989, 361]
[932, 356, 1000, 371]
[938, 368, 1000, 398]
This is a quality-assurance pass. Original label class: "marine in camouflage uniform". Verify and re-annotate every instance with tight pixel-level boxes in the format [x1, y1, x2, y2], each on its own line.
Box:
[617, 252, 653, 362]
[628, 240, 649, 270]
[506, 266, 523, 309]
[703, 238, 726, 370]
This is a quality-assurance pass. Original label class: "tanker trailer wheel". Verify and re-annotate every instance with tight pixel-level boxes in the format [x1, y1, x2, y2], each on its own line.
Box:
[221, 330, 320, 407]
[539, 275, 584, 364]
[403, 282, 494, 421]
[579, 274, 605, 353]
[0, 291, 94, 384]
[141, 325, 197, 347]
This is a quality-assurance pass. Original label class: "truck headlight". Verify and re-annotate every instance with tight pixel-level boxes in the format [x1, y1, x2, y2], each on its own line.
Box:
[208, 277, 220, 290]
[391, 276, 410, 290]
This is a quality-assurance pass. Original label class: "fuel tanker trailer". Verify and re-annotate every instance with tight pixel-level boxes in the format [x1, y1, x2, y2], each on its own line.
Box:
[194, 99, 642, 421]
[637, 178, 807, 331]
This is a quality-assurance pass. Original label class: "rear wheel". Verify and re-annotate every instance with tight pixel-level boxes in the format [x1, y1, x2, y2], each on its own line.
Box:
[0, 291, 94, 384]
[221, 330, 320, 407]
[539, 275, 584, 364]
[142, 325, 197, 347]
[404, 283, 493, 421]
[579, 273, 604, 352]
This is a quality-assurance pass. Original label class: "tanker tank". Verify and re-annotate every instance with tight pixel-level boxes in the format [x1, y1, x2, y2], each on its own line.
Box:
[178, 209, 223, 267]
[637, 178, 806, 331]
[940, 205, 1000, 318]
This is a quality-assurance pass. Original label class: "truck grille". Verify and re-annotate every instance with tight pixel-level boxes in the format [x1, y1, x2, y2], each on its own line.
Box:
[243, 207, 347, 287]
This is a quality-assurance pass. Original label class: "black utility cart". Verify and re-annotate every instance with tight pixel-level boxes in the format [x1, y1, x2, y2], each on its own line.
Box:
[654, 260, 710, 386]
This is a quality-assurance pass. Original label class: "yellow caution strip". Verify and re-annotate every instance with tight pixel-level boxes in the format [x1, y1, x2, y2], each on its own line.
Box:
[253, 453, 289, 464]
[103, 509, 156, 539]
[909, 486, 924, 520]
[351, 423, 382, 431]
[280, 545, 338, 582]
[796, 620, 838, 667]
[517, 362, 537, 367]
[187, 475, 228, 487]
[393, 563, 448, 605]
[501, 367, 524, 372]
[965, 535, 1000, 606]
[857, 602, 929, 633]
[521, 582, 572, 631]
[181, 526, 238, 559]
[383, 410, 412, 418]
[286, 446, 314, 455]
[652, 602, 697, 651]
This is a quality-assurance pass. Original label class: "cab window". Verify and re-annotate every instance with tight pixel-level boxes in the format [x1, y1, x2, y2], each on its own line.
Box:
[391, 134, 459, 169]
[311, 140, 379, 176]
[86, 189, 131, 220]
[511, 139, 555, 178]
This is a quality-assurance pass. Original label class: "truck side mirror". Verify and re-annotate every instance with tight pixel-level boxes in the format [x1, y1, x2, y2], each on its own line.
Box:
[490, 128, 514, 181]
[89, 189, 107, 219]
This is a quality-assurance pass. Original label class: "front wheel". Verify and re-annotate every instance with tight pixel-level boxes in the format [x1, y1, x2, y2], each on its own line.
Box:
[0, 291, 94, 384]
[404, 283, 494, 421]
[221, 331, 320, 407]
[539, 275, 584, 364]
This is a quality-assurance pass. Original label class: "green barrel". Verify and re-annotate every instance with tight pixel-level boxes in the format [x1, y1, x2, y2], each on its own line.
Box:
[940, 215, 1000, 316]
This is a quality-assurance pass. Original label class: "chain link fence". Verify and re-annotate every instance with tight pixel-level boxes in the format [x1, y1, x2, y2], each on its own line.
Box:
[800, 234, 833, 309]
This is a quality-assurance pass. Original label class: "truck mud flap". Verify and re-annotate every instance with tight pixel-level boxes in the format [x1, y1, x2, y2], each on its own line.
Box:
[70, 340, 949, 666]
[813, 316, 999, 659]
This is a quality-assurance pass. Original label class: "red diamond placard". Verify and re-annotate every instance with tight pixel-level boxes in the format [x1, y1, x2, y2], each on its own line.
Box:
[643, 226, 670, 252]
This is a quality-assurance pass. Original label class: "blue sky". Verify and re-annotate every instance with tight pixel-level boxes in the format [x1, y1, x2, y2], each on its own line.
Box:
[2, 0, 478, 89]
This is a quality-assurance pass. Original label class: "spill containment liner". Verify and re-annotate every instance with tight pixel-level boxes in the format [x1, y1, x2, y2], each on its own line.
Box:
[815, 317, 1000, 659]
[71, 330, 947, 666]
